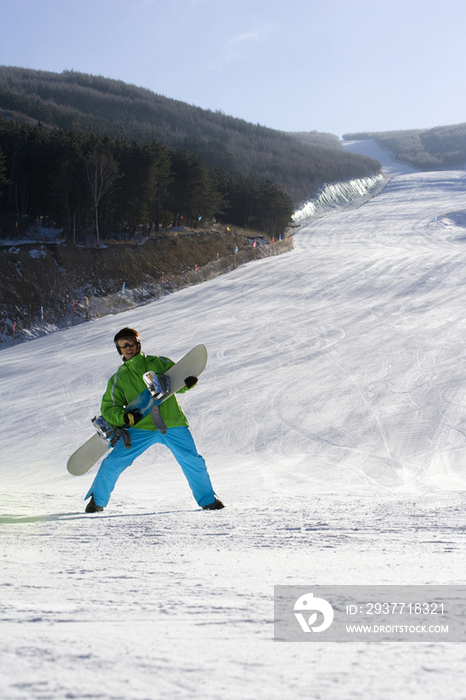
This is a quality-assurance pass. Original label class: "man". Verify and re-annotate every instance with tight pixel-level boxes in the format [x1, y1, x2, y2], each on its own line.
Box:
[84, 327, 224, 513]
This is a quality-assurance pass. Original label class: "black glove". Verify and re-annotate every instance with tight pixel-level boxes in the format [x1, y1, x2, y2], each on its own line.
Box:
[123, 410, 142, 427]
[184, 376, 198, 389]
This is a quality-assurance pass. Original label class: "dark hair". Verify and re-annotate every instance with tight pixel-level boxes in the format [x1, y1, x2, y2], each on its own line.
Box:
[114, 327, 141, 355]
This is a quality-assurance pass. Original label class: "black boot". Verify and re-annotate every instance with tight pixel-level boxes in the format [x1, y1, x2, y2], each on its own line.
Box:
[202, 498, 225, 510]
[85, 495, 104, 513]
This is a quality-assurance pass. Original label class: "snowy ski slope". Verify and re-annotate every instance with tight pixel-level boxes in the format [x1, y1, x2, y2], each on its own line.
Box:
[1, 143, 466, 699]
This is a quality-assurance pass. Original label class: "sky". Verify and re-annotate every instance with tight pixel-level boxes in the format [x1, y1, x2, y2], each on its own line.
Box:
[0, 0, 465, 137]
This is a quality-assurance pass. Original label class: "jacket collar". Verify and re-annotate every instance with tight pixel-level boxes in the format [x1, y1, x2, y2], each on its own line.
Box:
[121, 352, 146, 371]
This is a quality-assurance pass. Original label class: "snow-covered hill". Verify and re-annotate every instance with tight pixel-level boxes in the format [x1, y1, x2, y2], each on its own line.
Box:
[343, 138, 419, 176]
[1, 147, 466, 699]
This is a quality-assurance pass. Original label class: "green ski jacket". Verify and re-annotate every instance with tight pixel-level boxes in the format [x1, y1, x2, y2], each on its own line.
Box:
[101, 352, 190, 431]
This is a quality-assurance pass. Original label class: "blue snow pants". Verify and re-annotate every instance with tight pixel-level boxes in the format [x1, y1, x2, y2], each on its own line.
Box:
[85, 426, 216, 508]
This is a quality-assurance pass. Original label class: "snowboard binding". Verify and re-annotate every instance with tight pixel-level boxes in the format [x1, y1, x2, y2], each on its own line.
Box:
[143, 371, 171, 402]
[91, 416, 131, 448]
[92, 415, 116, 440]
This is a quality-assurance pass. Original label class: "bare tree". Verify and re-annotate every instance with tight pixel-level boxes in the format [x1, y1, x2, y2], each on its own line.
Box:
[85, 151, 119, 243]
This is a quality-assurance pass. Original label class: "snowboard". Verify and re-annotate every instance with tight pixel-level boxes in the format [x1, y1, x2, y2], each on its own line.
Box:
[66, 344, 208, 476]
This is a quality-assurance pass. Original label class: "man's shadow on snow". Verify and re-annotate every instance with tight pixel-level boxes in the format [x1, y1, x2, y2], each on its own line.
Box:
[0, 508, 203, 523]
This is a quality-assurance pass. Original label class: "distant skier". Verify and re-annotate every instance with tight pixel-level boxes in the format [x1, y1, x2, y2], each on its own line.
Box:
[84, 327, 224, 513]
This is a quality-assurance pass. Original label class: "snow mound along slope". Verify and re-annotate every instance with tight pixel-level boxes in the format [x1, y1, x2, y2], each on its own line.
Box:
[292, 173, 386, 225]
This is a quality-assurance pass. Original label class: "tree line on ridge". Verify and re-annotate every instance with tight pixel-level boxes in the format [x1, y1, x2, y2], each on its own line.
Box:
[0, 66, 382, 206]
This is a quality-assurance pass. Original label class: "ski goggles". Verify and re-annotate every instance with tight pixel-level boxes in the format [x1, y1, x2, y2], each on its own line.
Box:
[117, 342, 136, 349]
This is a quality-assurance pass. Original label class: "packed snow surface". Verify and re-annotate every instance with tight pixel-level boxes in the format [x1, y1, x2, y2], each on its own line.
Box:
[1, 142, 466, 699]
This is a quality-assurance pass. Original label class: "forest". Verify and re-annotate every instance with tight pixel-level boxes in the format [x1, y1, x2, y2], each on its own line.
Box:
[344, 123, 466, 170]
[0, 66, 381, 206]
[0, 118, 294, 241]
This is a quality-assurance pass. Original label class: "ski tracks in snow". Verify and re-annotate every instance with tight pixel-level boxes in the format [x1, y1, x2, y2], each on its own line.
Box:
[255, 169, 466, 494]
